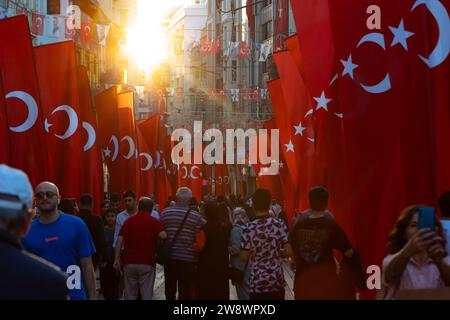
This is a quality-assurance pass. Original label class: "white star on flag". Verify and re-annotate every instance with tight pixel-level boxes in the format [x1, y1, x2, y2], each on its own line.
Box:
[279, 161, 284, 168]
[389, 19, 414, 51]
[285, 140, 294, 152]
[103, 148, 111, 158]
[294, 122, 306, 136]
[340, 54, 359, 79]
[314, 91, 332, 111]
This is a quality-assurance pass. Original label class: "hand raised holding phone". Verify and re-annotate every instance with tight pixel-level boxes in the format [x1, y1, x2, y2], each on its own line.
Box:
[403, 228, 438, 257]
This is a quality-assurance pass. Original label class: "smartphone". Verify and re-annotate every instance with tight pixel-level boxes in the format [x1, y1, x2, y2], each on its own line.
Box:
[418, 207, 436, 231]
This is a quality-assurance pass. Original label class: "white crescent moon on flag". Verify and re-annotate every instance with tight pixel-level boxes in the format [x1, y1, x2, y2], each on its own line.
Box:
[223, 176, 229, 184]
[190, 165, 200, 179]
[140, 152, 153, 171]
[110, 135, 119, 161]
[82, 121, 96, 152]
[51, 105, 79, 140]
[217, 176, 223, 185]
[357, 32, 391, 94]
[412, 0, 450, 68]
[36, 17, 42, 27]
[121, 136, 135, 160]
[181, 165, 188, 179]
[154, 151, 161, 168]
[5, 91, 38, 133]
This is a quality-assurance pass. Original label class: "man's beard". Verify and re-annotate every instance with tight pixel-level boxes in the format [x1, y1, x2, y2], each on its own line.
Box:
[38, 204, 58, 215]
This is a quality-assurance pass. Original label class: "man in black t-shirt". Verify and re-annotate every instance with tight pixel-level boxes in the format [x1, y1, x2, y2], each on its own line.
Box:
[289, 186, 357, 299]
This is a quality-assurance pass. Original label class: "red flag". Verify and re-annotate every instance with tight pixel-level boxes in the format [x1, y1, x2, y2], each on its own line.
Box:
[210, 39, 221, 54]
[0, 16, 50, 186]
[81, 22, 93, 44]
[274, 0, 289, 51]
[292, 1, 450, 295]
[77, 66, 103, 214]
[31, 13, 44, 35]
[65, 18, 76, 40]
[34, 42, 83, 198]
[284, 35, 305, 77]
[200, 37, 211, 56]
[246, 0, 255, 39]
[155, 121, 174, 208]
[290, 0, 335, 95]
[137, 115, 160, 197]
[95, 87, 121, 194]
[267, 79, 299, 194]
[273, 50, 317, 212]
[256, 120, 284, 206]
[239, 42, 251, 59]
[117, 92, 140, 196]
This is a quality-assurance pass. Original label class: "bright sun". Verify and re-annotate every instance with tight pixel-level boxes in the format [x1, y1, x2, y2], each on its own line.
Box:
[126, 0, 195, 71]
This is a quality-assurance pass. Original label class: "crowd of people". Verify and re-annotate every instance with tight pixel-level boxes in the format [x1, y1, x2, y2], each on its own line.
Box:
[1, 164, 450, 300]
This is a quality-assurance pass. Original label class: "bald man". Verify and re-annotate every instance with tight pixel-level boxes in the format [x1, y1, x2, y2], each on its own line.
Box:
[22, 182, 97, 300]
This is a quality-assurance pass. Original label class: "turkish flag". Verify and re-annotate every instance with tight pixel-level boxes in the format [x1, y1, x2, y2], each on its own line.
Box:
[290, 0, 335, 95]
[81, 22, 93, 44]
[77, 66, 103, 213]
[65, 18, 76, 40]
[117, 92, 140, 196]
[95, 87, 121, 194]
[0, 16, 50, 187]
[200, 37, 211, 56]
[274, 0, 289, 51]
[257, 119, 285, 207]
[155, 123, 174, 209]
[0, 75, 10, 164]
[31, 13, 44, 35]
[34, 41, 83, 199]
[273, 51, 317, 210]
[210, 39, 221, 54]
[284, 35, 305, 78]
[292, 0, 450, 297]
[136, 115, 160, 197]
[267, 79, 299, 195]
[239, 42, 251, 59]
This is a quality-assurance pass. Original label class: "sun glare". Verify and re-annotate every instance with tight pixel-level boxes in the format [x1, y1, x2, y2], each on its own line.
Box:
[126, 0, 195, 71]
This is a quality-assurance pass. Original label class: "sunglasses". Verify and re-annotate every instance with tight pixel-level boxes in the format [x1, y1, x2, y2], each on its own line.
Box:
[35, 191, 58, 200]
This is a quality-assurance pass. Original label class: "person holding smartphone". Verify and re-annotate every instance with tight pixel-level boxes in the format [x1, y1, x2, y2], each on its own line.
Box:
[382, 205, 450, 299]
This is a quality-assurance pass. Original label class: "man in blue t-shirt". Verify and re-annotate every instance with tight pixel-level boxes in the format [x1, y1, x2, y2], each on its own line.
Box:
[22, 182, 96, 300]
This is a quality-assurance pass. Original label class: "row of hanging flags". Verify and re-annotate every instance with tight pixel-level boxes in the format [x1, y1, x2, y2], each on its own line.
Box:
[0, 16, 232, 214]
[163, 87, 269, 102]
[259, 0, 450, 299]
[0, 5, 110, 45]
[186, 38, 273, 61]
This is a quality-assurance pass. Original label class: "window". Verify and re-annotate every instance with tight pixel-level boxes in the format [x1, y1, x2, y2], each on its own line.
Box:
[232, 60, 237, 82]
[261, 21, 273, 41]
[47, 0, 60, 15]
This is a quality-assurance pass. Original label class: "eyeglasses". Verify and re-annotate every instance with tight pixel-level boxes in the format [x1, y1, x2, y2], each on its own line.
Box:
[35, 191, 57, 200]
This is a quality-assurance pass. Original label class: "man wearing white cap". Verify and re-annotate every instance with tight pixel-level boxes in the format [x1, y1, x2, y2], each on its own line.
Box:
[0, 165, 68, 299]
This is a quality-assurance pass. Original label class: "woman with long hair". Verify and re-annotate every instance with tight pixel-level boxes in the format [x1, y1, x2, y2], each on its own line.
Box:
[383, 205, 450, 299]
[197, 201, 231, 300]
